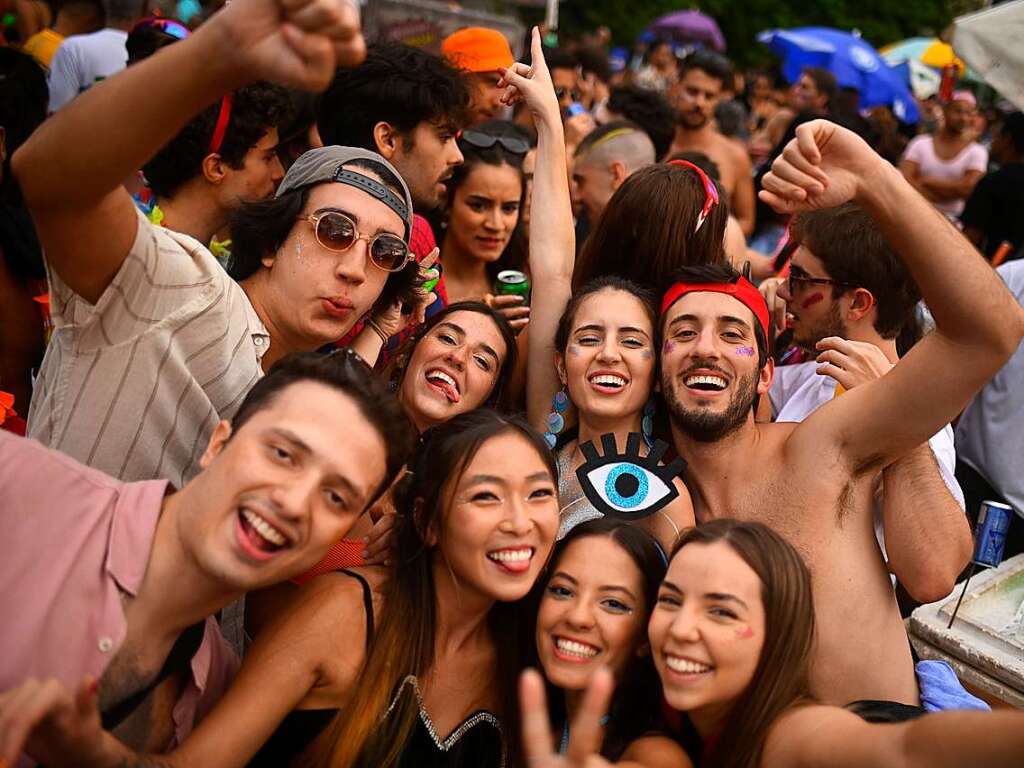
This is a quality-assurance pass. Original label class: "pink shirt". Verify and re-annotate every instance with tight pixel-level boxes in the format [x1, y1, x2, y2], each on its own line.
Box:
[903, 135, 988, 217]
[0, 432, 238, 766]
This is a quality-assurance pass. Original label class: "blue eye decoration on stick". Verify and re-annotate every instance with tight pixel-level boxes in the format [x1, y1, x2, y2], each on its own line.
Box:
[576, 433, 687, 520]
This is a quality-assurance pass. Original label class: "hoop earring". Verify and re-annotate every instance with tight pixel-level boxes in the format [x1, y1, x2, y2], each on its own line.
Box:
[543, 390, 570, 448]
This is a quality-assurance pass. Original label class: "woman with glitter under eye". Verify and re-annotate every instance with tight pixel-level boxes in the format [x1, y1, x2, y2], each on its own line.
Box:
[534, 275, 695, 552]
[524, 519, 1024, 768]
[529, 520, 691, 766]
[512, 34, 693, 551]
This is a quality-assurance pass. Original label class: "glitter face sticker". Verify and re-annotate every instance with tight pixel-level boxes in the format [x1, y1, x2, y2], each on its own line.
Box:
[735, 346, 755, 357]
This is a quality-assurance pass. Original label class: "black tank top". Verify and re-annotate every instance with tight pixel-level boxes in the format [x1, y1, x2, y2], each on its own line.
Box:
[247, 569, 374, 767]
[247, 570, 505, 767]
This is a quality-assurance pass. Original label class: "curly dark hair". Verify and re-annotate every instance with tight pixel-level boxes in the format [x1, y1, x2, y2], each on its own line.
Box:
[227, 159, 419, 312]
[606, 85, 676, 161]
[143, 82, 293, 198]
[316, 42, 470, 149]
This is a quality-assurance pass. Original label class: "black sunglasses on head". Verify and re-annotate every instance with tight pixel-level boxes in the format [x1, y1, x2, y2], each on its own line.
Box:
[459, 129, 530, 156]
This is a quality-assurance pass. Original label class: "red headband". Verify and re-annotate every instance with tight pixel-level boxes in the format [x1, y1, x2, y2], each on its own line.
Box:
[209, 94, 233, 154]
[660, 277, 770, 340]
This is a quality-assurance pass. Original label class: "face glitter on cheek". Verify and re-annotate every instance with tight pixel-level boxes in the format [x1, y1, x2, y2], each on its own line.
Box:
[640, 348, 653, 360]
[735, 346, 755, 357]
[567, 344, 581, 357]
[801, 292, 824, 310]
[737, 626, 755, 639]
[662, 340, 675, 355]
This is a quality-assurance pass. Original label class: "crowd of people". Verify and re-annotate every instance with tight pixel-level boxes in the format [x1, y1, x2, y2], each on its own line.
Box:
[2, 0, 1024, 766]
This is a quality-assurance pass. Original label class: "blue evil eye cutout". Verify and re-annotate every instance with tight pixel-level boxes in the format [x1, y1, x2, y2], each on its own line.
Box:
[576, 433, 686, 520]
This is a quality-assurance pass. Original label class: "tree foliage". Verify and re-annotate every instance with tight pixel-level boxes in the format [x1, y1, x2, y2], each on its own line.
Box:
[518, 0, 985, 69]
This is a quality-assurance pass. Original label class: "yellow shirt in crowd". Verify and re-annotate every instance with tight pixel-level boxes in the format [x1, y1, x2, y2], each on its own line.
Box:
[22, 28, 64, 68]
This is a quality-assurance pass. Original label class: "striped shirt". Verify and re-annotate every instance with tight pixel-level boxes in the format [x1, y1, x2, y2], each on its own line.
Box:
[27, 208, 269, 485]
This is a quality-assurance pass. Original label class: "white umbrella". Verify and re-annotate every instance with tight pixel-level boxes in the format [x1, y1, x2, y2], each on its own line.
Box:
[953, 0, 1024, 110]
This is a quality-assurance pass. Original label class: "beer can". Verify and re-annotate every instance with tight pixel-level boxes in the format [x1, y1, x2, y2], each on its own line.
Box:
[973, 500, 1013, 567]
[494, 270, 530, 306]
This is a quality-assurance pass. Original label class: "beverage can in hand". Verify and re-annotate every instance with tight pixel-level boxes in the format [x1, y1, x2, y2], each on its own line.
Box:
[494, 270, 530, 306]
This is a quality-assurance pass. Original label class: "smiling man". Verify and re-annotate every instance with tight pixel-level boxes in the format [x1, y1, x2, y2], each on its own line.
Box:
[658, 121, 1024, 715]
[0, 351, 414, 766]
[14, 0, 417, 486]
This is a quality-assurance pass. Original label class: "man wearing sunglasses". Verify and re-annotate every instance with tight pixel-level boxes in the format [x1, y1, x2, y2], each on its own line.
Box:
[765, 202, 972, 613]
[12, 0, 405, 487]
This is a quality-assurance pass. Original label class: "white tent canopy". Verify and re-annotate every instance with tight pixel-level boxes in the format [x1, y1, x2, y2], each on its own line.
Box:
[953, 0, 1024, 110]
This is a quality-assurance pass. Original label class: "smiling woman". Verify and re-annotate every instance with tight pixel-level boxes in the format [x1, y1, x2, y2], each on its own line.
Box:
[545, 276, 695, 551]
[530, 520, 691, 766]
[440, 121, 528, 307]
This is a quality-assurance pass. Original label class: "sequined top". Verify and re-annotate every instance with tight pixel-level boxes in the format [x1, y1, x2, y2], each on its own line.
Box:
[556, 442, 603, 539]
[248, 569, 505, 767]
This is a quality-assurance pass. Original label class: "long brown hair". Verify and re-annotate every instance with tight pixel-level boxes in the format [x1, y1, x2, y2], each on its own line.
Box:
[669, 520, 816, 768]
[574, 162, 728, 294]
[301, 409, 558, 768]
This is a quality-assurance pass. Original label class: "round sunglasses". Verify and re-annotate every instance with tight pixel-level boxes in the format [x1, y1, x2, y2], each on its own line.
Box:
[300, 211, 411, 272]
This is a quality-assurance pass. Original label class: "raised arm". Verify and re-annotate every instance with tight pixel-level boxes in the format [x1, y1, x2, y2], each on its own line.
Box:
[763, 121, 1024, 474]
[12, 0, 364, 304]
[497, 28, 576, 430]
[812, 337, 972, 601]
[764, 703, 1024, 768]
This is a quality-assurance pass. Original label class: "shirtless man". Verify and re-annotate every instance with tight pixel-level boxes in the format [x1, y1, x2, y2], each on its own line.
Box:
[658, 120, 1024, 710]
[668, 51, 754, 235]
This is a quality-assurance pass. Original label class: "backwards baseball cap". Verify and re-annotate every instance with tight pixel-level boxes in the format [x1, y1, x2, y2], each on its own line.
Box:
[276, 146, 414, 241]
[441, 27, 515, 73]
[661, 276, 770, 341]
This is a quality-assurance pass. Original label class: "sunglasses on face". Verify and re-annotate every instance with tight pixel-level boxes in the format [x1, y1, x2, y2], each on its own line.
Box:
[300, 211, 412, 272]
[786, 266, 853, 294]
[459, 129, 530, 155]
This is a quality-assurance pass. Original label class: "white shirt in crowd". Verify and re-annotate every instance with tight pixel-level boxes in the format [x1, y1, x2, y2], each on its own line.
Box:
[48, 28, 129, 111]
[955, 261, 1024, 519]
[27, 209, 269, 486]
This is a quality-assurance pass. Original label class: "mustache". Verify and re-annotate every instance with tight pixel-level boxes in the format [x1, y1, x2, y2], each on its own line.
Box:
[679, 360, 730, 379]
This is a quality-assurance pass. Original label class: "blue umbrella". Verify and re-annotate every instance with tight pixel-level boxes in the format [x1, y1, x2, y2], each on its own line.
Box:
[758, 27, 919, 124]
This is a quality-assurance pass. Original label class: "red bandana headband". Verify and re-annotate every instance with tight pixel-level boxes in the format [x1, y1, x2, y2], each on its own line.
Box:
[660, 277, 770, 340]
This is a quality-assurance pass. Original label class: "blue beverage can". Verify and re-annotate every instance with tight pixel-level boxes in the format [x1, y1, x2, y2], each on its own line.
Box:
[972, 500, 1013, 567]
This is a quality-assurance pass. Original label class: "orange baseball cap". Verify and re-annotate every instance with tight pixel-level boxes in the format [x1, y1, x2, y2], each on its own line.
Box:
[441, 27, 514, 73]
